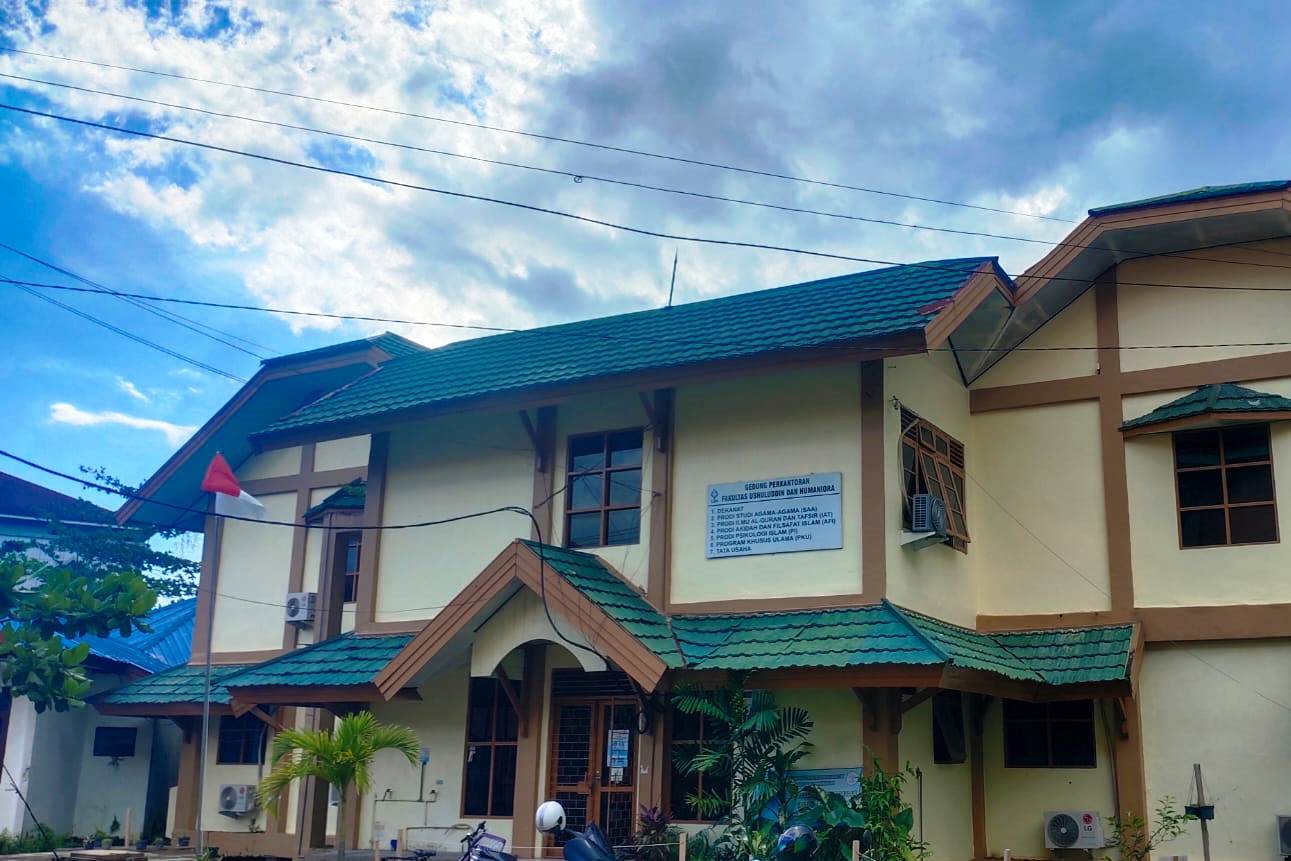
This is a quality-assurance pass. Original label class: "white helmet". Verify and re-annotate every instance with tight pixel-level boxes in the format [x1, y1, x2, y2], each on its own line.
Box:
[535, 800, 567, 834]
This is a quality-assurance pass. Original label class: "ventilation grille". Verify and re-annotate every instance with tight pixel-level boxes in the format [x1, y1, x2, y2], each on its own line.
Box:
[551, 669, 635, 698]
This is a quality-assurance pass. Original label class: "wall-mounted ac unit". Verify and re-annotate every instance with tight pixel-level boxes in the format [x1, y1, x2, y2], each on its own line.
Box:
[1043, 810, 1104, 850]
[218, 784, 257, 816]
[284, 591, 317, 626]
[1278, 815, 1291, 855]
[901, 494, 949, 550]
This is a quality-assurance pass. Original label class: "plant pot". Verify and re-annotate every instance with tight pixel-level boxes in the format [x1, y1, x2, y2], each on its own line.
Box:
[178, 836, 192, 848]
[135, 840, 149, 851]
[1185, 803, 1215, 821]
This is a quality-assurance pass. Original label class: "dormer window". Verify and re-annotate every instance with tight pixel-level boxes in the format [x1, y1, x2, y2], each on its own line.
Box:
[1174, 424, 1278, 548]
[565, 429, 644, 548]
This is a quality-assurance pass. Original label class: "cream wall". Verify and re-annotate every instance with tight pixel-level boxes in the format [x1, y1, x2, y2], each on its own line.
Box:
[199, 722, 273, 834]
[1141, 641, 1291, 861]
[900, 699, 974, 861]
[239, 446, 303, 480]
[1126, 379, 1291, 606]
[971, 400, 1112, 616]
[315, 435, 371, 471]
[794, 689, 863, 771]
[885, 352, 975, 626]
[669, 366, 864, 605]
[211, 491, 296, 652]
[72, 715, 157, 837]
[974, 288, 1099, 388]
[549, 390, 655, 590]
[980, 700, 1115, 859]
[1117, 238, 1291, 372]
[376, 414, 534, 624]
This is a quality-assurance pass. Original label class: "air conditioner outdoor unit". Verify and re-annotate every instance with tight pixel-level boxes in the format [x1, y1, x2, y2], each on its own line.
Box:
[218, 784, 257, 816]
[1278, 815, 1291, 855]
[1043, 810, 1104, 850]
[901, 494, 949, 550]
[284, 591, 317, 626]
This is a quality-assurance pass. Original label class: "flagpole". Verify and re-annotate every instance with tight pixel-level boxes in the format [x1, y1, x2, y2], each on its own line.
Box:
[196, 496, 217, 855]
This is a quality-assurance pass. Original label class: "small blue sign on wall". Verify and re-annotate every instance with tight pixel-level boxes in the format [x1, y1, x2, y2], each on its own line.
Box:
[786, 767, 863, 797]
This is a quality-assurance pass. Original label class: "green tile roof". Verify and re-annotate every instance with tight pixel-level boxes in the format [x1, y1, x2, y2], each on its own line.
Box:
[523, 542, 684, 668]
[897, 607, 1041, 682]
[1120, 383, 1291, 432]
[95, 663, 252, 706]
[259, 258, 997, 436]
[222, 633, 413, 689]
[993, 626, 1135, 685]
[1089, 180, 1291, 217]
[304, 479, 366, 519]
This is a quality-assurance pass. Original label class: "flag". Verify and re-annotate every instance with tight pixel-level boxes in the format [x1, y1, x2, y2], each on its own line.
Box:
[200, 452, 266, 520]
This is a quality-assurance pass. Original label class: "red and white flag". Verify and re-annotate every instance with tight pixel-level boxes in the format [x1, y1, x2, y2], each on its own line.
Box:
[201, 452, 267, 520]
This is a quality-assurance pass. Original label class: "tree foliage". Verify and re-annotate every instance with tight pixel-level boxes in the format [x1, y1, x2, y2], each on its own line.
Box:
[0, 555, 156, 712]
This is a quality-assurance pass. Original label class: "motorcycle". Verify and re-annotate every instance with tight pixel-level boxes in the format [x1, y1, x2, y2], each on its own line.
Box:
[460, 821, 519, 861]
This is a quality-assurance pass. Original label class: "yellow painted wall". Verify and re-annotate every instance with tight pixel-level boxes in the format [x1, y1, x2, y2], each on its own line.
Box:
[669, 366, 864, 605]
[971, 400, 1112, 616]
[900, 699, 974, 861]
[1141, 641, 1291, 861]
[974, 287, 1099, 388]
[549, 390, 655, 590]
[1126, 378, 1291, 606]
[197, 723, 274, 834]
[239, 446, 302, 480]
[885, 352, 975, 626]
[1117, 238, 1291, 372]
[211, 491, 296, 652]
[315, 434, 371, 471]
[795, 689, 863, 770]
[375, 413, 534, 624]
[980, 700, 1115, 858]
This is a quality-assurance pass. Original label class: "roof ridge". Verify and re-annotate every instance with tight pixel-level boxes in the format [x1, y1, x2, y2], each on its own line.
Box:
[221, 631, 357, 687]
[882, 601, 951, 663]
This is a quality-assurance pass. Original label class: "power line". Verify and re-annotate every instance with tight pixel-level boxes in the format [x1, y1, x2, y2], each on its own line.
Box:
[0, 45, 1074, 222]
[9, 276, 1291, 354]
[5, 275, 247, 382]
[0, 241, 274, 358]
[13, 71, 1291, 276]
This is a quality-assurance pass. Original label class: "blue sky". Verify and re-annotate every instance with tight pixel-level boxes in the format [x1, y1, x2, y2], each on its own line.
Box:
[2, 0, 1291, 516]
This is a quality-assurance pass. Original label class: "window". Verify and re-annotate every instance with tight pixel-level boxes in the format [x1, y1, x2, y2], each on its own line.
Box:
[216, 714, 267, 765]
[463, 677, 519, 817]
[900, 409, 969, 551]
[93, 726, 137, 758]
[669, 707, 730, 822]
[565, 429, 644, 549]
[340, 533, 361, 603]
[1003, 699, 1096, 768]
[931, 691, 965, 765]
[1174, 424, 1278, 548]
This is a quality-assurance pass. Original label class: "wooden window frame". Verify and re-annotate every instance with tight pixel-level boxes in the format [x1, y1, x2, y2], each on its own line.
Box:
[462, 677, 520, 819]
[1173, 423, 1279, 549]
[216, 713, 267, 765]
[667, 706, 731, 824]
[900, 409, 969, 551]
[1002, 699, 1096, 769]
[338, 532, 362, 604]
[564, 428, 645, 549]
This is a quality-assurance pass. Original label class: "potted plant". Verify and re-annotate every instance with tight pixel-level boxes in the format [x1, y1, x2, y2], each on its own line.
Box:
[178, 835, 191, 848]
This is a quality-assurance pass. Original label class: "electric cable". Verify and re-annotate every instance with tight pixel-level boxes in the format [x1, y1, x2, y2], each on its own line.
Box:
[1, 762, 61, 861]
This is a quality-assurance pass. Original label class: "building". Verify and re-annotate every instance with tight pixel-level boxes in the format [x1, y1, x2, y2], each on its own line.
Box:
[0, 470, 119, 551]
[104, 181, 1291, 860]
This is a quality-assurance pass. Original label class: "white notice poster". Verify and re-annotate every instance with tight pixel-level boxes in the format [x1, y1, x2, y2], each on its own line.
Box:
[706, 472, 843, 559]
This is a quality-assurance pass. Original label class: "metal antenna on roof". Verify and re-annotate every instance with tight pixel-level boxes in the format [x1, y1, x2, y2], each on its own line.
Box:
[665, 249, 678, 309]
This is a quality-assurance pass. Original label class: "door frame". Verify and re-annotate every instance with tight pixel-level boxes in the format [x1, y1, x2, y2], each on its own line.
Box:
[545, 694, 640, 847]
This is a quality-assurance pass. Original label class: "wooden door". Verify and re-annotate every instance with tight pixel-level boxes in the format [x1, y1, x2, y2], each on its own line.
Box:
[547, 698, 638, 849]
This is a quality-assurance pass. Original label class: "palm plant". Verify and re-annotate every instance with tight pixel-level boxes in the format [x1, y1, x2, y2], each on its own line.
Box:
[258, 711, 420, 861]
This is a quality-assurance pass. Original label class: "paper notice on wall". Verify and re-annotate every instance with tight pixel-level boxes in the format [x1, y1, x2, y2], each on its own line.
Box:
[608, 729, 630, 768]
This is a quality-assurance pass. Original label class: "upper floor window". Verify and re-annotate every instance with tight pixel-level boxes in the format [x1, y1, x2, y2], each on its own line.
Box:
[1174, 424, 1278, 548]
[565, 429, 643, 549]
[216, 713, 267, 765]
[340, 533, 361, 603]
[1003, 699, 1095, 768]
[900, 409, 969, 551]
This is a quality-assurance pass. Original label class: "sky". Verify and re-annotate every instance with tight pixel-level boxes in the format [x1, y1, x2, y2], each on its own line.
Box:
[2, 0, 1291, 516]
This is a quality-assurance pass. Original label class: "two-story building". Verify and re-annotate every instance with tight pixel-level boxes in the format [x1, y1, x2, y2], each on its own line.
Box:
[101, 181, 1291, 860]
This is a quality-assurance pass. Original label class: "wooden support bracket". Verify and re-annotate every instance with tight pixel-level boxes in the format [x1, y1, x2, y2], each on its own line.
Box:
[901, 687, 936, 714]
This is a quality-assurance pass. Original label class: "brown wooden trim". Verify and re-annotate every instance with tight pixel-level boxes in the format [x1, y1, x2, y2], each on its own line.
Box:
[976, 610, 1133, 632]
[530, 406, 558, 542]
[858, 688, 900, 773]
[967, 695, 988, 860]
[297, 708, 334, 855]
[354, 432, 389, 629]
[255, 331, 929, 448]
[282, 445, 316, 651]
[353, 618, 426, 635]
[1110, 693, 1149, 826]
[1095, 274, 1134, 613]
[666, 592, 871, 614]
[924, 263, 1014, 351]
[238, 465, 366, 497]
[979, 604, 1291, 642]
[229, 683, 383, 711]
[315, 515, 351, 645]
[187, 648, 286, 666]
[860, 361, 887, 598]
[511, 645, 547, 852]
[646, 390, 673, 609]
[94, 702, 233, 717]
[173, 720, 202, 835]
[970, 373, 1101, 413]
[264, 706, 295, 834]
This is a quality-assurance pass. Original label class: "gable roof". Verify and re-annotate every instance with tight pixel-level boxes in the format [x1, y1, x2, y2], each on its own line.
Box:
[94, 663, 251, 714]
[258, 258, 999, 439]
[1089, 180, 1291, 217]
[77, 597, 197, 673]
[1120, 383, 1291, 435]
[224, 632, 412, 691]
[0, 471, 115, 526]
[304, 480, 366, 519]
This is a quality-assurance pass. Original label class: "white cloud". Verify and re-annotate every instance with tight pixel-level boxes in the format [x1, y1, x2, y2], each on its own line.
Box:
[49, 402, 196, 447]
[115, 376, 149, 402]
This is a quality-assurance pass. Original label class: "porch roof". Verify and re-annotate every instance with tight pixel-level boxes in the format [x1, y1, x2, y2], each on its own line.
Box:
[223, 632, 413, 689]
[93, 662, 251, 713]
[303, 479, 366, 520]
[1120, 382, 1291, 435]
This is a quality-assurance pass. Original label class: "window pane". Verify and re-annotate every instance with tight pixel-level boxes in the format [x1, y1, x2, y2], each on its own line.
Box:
[1047, 700, 1093, 720]
[670, 760, 699, 820]
[567, 513, 602, 548]
[919, 426, 934, 447]
[467, 678, 496, 741]
[934, 436, 949, 456]
[1050, 721, 1096, 767]
[608, 430, 644, 466]
[1229, 504, 1277, 544]
[570, 435, 605, 471]
[1177, 469, 1223, 507]
[1004, 721, 1048, 767]
[491, 746, 517, 816]
[1175, 430, 1221, 468]
[463, 745, 492, 816]
[496, 697, 520, 742]
[672, 708, 702, 742]
[1181, 508, 1227, 547]
[609, 469, 642, 505]
[1003, 699, 1046, 720]
[1226, 464, 1274, 504]
[1223, 424, 1270, 464]
[606, 509, 640, 545]
[570, 474, 604, 510]
[343, 573, 358, 604]
[345, 539, 361, 573]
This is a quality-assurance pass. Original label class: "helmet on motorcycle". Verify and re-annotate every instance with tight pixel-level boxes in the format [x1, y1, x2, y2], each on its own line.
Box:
[775, 825, 818, 861]
[535, 801, 567, 835]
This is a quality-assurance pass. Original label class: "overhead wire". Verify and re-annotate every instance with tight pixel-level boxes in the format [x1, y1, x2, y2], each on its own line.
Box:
[0, 45, 1074, 222]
